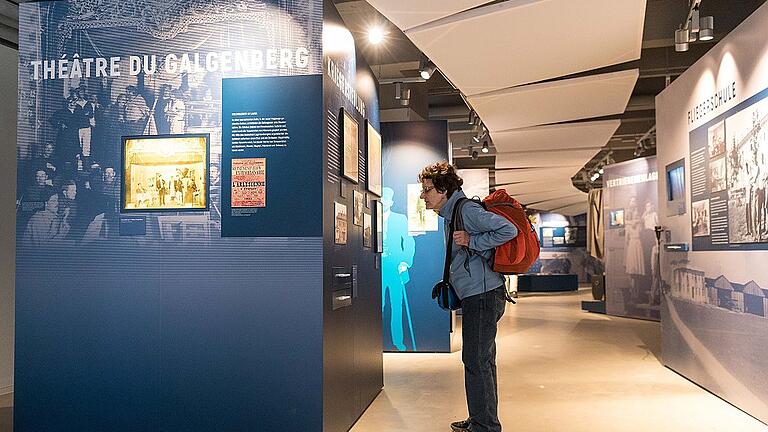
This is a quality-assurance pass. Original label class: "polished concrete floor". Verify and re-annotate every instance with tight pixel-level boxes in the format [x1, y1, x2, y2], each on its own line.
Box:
[351, 289, 768, 432]
[2, 289, 766, 431]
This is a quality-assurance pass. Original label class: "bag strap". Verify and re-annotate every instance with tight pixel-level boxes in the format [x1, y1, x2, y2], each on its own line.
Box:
[442, 198, 467, 282]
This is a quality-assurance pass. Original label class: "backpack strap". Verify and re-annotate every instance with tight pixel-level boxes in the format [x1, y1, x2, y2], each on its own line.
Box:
[441, 198, 466, 283]
[451, 198, 477, 274]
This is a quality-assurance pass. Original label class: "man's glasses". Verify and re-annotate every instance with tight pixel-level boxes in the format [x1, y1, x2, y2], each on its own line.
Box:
[421, 186, 436, 194]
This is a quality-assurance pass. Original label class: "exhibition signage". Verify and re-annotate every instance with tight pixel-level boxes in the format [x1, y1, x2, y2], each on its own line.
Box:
[688, 86, 768, 251]
[603, 157, 660, 321]
[221, 75, 323, 237]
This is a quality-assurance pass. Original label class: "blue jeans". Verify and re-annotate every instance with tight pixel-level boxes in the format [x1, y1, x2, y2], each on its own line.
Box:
[461, 287, 506, 432]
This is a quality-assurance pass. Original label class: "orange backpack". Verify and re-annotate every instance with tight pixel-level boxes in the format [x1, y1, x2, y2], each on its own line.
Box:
[455, 189, 540, 274]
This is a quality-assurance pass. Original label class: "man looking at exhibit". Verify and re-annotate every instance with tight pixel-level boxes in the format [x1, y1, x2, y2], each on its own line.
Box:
[418, 162, 517, 432]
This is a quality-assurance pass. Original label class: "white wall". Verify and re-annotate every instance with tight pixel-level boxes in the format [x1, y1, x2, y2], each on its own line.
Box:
[656, 3, 768, 285]
[655, 3, 768, 422]
[0, 44, 17, 395]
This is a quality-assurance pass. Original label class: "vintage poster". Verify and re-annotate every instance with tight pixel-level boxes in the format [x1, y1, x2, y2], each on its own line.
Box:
[353, 190, 364, 226]
[335, 202, 348, 245]
[122, 135, 208, 211]
[406, 183, 438, 233]
[231, 158, 266, 208]
[342, 108, 359, 183]
[363, 213, 372, 248]
[367, 122, 382, 196]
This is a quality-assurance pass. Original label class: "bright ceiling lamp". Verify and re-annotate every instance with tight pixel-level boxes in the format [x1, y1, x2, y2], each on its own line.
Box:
[368, 26, 385, 45]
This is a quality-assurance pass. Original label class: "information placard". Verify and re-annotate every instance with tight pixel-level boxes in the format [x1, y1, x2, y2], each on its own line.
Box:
[221, 75, 322, 237]
[689, 87, 768, 250]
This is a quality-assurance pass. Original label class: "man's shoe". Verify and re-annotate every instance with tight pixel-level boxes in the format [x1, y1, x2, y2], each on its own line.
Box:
[450, 418, 471, 431]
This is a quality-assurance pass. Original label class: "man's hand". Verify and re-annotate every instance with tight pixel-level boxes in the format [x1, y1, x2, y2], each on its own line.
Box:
[453, 230, 470, 247]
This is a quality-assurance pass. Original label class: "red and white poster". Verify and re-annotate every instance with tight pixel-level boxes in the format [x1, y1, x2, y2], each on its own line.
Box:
[231, 158, 266, 208]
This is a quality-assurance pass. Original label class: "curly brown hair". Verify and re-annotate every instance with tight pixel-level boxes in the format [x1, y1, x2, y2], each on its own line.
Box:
[418, 161, 463, 198]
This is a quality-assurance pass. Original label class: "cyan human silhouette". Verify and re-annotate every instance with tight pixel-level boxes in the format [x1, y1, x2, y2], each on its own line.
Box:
[381, 187, 416, 351]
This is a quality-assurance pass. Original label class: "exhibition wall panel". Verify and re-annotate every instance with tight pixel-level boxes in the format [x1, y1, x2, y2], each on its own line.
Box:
[656, 2, 768, 423]
[0, 44, 16, 396]
[15, 1, 330, 431]
[381, 121, 452, 353]
[603, 157, 660, 321]
[529, 212, 601, 284]
[322, 3, 383, 431]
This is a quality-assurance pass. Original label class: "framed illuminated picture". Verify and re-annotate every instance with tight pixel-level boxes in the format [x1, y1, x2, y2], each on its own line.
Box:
[341, 107, 359, 184]
[121, 134, 210, 212]
[366, 121, 382, 196]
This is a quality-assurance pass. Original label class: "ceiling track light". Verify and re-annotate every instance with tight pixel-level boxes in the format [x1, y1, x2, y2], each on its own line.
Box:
[468, 110, 476, 125]
[675, 28, 690, 52]
[419, 61, 436, 80]
[675, 1, 714, 52]
[481, 141, 489, 153]
[394, 82, 410, 106]
[700, 15, 714, 41]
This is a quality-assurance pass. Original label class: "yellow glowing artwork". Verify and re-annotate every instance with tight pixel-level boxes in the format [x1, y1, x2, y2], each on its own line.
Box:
[122, 134, 209, 211]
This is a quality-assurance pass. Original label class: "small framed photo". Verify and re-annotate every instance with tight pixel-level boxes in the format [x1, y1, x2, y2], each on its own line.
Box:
[366, 120, 382, 197]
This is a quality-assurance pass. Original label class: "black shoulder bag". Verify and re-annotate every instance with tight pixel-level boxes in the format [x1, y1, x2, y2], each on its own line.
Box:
[431, 199, 464, 310]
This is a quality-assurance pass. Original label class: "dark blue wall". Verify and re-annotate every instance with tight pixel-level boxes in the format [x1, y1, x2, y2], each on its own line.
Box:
[15, 1, 326, 431]
[321, 2, 384, 431]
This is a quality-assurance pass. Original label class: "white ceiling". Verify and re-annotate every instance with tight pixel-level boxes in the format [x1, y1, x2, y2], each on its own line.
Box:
[368, 0, 648, 215]
[404, 0, 646, 95]
[495, 166, 581, 184]
[494, 179, 572, 195]
[495, 148, 600, 169]
[491, 120, 620, 153]
[531, 194, 589, 212]
[365, 0, 488, 31]
[555, 202, 590, 216]
[468, 70, 638, 132]
[515, 188, 587, 204]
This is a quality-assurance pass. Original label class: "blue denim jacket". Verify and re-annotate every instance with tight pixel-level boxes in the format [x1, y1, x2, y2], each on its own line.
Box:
[438, 190, 518, 300]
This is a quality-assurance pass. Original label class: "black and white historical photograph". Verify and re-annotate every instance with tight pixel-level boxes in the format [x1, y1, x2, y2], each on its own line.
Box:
[709, 157, 727, 193]
[692, 199, 711, 237]
[726, 96, 768, 243]
[708, 120, 726, 158]
[353, 190, 364, 226]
